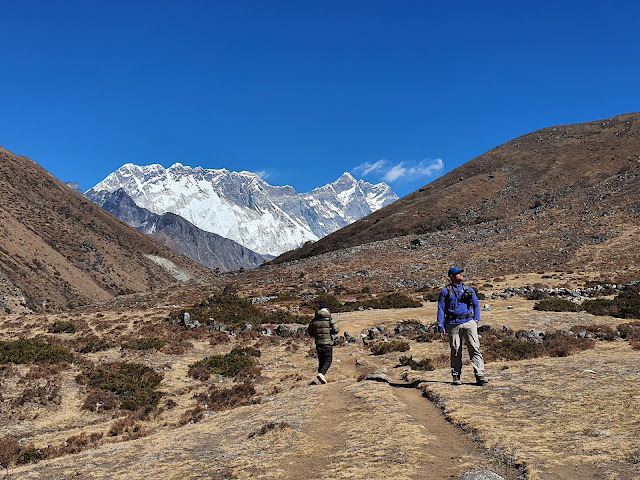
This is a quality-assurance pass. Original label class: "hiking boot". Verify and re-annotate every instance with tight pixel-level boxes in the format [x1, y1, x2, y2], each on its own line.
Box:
[316, 373, 327, 384]
[452, 374, 461, 385]
[475, 375, 489, 386]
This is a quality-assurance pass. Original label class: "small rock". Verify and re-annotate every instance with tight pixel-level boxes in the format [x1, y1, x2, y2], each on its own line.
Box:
[483, 304, 491, 311]
[459, 471, 504, 480]
[506, 305, 514, 309]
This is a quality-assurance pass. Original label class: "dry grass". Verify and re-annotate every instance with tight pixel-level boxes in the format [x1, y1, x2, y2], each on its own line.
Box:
[2, 287, 640, 479]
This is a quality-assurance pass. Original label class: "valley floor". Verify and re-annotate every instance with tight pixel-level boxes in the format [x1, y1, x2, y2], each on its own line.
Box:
[3, 297, 640, 479]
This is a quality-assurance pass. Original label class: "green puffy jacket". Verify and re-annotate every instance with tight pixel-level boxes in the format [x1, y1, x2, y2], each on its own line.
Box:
[307, 308, 339, 346]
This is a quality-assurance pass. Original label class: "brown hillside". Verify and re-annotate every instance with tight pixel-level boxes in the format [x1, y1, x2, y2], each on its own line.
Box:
[0, 147, 212, 313]
[275, 113, 640, 278]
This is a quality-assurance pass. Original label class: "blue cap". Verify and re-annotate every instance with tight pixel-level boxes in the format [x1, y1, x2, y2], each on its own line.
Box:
[448, 267, 463, 275]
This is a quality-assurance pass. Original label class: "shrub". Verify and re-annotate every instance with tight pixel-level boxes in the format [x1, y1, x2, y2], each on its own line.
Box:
[195, 382, 258, 412]
[370, 340, 410, 355]
[618, 321, 640, 341]
[78, 362, 164, 411]
[398, 356, 435, 371]
[533, 299, 580, 312]
[525, 290, 549, 301]
[481, 329, 594, 361]
[230, 346, 261, 358]
[121, 337, 168, 351]
[187, 288, 266, 331]
[415, 331, 439, 343]
[48, 321, 76, 334]
[249, 421, 290, 438]
[265, 310, 309, 324]
[188, 352, 256, 378]
[421, 288, 442, 302]
[108, 418, 148, 439]
[0, 339, 73, 365]
[582, 288, 640, 319]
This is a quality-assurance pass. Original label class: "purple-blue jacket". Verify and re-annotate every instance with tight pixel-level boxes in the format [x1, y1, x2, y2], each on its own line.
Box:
[437, 282, 480, 333]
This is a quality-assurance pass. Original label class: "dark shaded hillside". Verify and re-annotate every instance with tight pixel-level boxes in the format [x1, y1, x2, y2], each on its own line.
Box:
[0, 147, 212, 313]
[275, 113, 640, 265]
[86, 189, 266, 272]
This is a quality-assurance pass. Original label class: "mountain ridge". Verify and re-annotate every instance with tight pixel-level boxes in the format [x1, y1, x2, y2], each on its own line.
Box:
[87, 164, 398, 256]
[0, 147, 211, 313]
[274, 112, 640, 271]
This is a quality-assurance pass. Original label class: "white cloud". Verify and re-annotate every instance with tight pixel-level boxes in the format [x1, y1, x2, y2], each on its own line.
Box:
[356, 157, 444, 183]
[353, 159, 387, 175]
[255, 170, 270, 180]
[383, 163, 407, 182]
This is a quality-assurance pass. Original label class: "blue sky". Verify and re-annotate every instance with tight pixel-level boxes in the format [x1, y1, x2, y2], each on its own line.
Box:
[1, 1, 639, 198]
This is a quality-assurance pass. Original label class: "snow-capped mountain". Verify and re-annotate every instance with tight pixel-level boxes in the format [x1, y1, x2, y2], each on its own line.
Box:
[87, 188, 266, 272]
[86, 163, 398, 256]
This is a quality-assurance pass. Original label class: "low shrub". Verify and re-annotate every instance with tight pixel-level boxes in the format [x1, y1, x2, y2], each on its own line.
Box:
[420, 288, 442, 302]
[481, 329, 594, 361]
[533, 299, 580, 312]
[415, 331, 439, 343]
[188, 351, 257, 378]
[370, 340, 410, 355]
[78, 362, 164, 411]
[248, 421, 290, 438]
[195, 382, 258, 412]
[48, 321, 76, 334]
[121, 337, 168, 351]
[108, 418, 148, 439]
[180, 286, 256, 330]
[617, 321, 640, 341]
[398, 355, 435, 371]
[582, 288, 640, 319]
[264, 310, 309, 324]
[525, 290, 549, 301]
[0, 339, 73, 365]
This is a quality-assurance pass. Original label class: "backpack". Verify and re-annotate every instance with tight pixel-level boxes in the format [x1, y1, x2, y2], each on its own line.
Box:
[444, 283, 474, 310]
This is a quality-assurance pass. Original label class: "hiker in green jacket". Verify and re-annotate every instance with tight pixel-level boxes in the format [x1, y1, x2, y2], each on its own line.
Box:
[307, 304, 339, 384]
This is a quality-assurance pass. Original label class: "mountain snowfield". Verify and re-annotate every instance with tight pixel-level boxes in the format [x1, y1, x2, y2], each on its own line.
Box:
[87, 163, 398, 256]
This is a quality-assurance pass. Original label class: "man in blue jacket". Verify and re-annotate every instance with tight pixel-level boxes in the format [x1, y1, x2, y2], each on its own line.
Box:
[437, 267, 488, 386]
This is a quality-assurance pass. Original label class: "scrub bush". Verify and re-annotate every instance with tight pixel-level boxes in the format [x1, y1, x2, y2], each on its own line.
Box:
[533, 299, 580, 312]
[188, 351, 257, 378]
[0, 339, 73, 365]
[398, 356, 435, 371]
[48, 320, 76, 334]
[370, 340, 410, 355]
[78, 362, 164, 411]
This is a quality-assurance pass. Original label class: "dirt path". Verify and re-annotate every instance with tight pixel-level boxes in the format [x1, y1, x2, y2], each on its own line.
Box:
[282, 309, 525, 480]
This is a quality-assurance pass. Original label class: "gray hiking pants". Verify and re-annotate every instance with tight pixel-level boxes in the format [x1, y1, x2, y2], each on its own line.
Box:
[449, 320, 484, 378]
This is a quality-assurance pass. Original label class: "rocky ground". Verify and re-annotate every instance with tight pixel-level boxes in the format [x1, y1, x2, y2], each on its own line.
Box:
[2, 274, 639, 479]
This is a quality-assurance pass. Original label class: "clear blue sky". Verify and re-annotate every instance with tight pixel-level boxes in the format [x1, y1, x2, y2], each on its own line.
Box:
[2, 1, 639, 198]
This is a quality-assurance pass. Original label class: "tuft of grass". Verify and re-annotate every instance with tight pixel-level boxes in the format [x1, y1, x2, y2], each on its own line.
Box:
[0, 339, 73, 365]
[78, 362, 164, 411]
[370, 340, 410, 355]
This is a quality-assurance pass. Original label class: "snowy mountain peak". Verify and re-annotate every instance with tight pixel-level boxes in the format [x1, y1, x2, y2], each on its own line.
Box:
[88, 163, 398, 256]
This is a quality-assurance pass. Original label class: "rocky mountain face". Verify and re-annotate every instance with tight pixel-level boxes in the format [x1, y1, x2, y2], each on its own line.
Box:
[87, 189, 266, 272]
[273, 113, 640, 282]
[86, 165, 398, 257]
[0, 147, 211, 313]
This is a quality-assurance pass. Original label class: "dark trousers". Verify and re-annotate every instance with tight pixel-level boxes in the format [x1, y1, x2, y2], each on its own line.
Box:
[316, 344, 333, 375]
